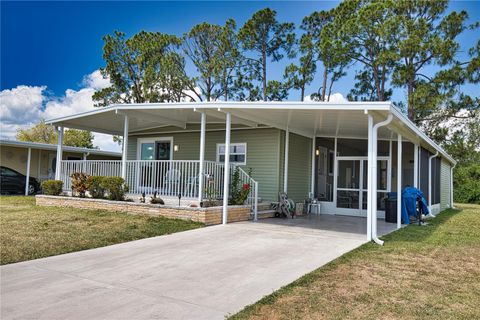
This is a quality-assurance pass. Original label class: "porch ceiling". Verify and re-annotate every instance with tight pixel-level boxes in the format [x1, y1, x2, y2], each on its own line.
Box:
[45, 101, 455, 164]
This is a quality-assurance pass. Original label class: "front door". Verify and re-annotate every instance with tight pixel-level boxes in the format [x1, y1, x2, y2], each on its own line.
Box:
[137, 138, 172, 192]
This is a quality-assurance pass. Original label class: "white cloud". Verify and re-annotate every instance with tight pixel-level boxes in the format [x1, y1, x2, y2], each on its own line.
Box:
[304, 92, 347, 103]
[0, 85, 45, 125]
[82, 70, 111, 90]
[328, 92, 348, 103]
[0, 70, 120, 152]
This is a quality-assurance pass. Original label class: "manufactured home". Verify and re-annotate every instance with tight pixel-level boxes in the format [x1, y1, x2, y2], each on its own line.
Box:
[46, 102, 456, 242]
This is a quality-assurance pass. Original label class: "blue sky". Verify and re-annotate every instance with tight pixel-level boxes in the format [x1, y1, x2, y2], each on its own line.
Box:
[1, 1, 479, 150]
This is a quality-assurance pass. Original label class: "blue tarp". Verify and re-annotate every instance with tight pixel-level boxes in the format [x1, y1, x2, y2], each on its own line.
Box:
[401, 187, 429, 224]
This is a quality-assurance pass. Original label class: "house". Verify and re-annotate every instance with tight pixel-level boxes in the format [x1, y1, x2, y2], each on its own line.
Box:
[0, 139, 121, 194]
[45, 102, 456, 243]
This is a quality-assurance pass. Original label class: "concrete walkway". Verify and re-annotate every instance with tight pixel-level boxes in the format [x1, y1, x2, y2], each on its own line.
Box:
[1, 216, 396, 320]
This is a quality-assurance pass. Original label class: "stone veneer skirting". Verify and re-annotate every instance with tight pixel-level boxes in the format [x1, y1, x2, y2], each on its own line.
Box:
[36, 195, 251, 226]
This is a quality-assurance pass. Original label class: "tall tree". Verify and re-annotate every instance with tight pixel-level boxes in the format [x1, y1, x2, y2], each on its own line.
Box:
[93, 31, 194, 106]
[284, 33, 316, 101]
[332, 0, 399, 101]
[183, 19, 241, 101]
[238, 8, 295, 101]
[391, 0, 470, 120]
[300, 10, 349, 102]
[16, 120, 95, 149]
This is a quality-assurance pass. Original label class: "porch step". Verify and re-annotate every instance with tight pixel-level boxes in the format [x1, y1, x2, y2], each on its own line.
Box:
[250, 209, 276, 220]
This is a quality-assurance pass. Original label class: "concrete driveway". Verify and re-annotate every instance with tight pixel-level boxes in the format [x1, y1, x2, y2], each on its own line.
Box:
[1, 216, 387, 320]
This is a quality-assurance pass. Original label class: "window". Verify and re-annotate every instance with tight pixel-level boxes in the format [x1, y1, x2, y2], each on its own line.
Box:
[1, 167, 18, 177]
[217, 143, 247, 165]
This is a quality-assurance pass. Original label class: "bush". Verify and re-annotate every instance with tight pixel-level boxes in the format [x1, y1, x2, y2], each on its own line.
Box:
[41, 180, 63, 196]
[70, 172, 89, 197]
[86, 176, 106, 199]
[229, 167, 252, 205]
[454, 163, 480, 204]
[100, 177, 129, 201]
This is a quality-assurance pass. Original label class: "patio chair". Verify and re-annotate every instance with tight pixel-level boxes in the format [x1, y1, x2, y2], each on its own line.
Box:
[275, 192, 295, 219]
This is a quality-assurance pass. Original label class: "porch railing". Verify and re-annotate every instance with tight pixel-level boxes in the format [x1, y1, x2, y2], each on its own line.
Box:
[59, 160, 257, 213]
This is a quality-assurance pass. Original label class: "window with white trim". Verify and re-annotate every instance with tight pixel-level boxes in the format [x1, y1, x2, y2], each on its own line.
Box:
[216, 143, 247, 165]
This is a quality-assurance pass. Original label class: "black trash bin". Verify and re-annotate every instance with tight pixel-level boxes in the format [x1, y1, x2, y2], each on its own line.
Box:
[385, 192, 397, 223]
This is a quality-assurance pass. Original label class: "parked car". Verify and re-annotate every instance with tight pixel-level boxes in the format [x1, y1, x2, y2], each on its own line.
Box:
[0, 166, 40, 195]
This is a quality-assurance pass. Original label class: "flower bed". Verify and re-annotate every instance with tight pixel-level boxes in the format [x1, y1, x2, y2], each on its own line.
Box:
[35, 195, 251, 226]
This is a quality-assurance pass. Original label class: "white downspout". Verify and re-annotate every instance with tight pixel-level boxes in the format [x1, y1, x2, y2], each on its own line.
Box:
[366, 115, 373, 242]
[310, 136, 315, 195]
[450, 163, 456, 208]
[371, 114, 393, 246]
[397, 134, 402, 230]
[428, 151, 439, 215]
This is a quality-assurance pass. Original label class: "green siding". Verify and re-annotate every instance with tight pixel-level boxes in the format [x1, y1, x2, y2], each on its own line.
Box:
[286, 133, 312, 203]
[128, 128, 282, 202]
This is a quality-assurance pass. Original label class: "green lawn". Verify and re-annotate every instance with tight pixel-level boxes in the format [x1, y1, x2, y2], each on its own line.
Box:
[230, 204, 480, 320]
[0, 196, 203, 265]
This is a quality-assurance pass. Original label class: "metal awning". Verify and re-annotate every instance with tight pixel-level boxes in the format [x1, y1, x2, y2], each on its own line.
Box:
[45, 101, 456, 165]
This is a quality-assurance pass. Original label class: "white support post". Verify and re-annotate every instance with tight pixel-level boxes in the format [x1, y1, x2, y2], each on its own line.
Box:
[121, 115, 129, 180]
[198, 112, 206, 203]
[366, 116, 373, 241]
[333, 137, 338, 207]
[397, 134, 402, 229]
[310, 136, 316, 195]
[283, 127, 289, 193]
[82, 153, 87, 161]
[387, 140, 392, 192]
[413, 144, 419, 188]
[222, 112, 231, 225]
[24, 148, 31, 195]
[37, 149, 42, 179]
[55, 127, 64, 181]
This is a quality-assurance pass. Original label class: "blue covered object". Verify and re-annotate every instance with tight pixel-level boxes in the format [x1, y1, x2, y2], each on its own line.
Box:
[401, 187, 429, 224]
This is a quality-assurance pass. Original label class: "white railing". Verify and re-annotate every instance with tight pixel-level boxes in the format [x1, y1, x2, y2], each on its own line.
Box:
[59, 160, 258, 214]
[60, 160, 123, 191]
[230, 164, 258, 218]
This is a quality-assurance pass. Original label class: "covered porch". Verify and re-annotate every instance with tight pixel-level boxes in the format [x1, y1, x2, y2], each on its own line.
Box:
[46, 101, 455, 243]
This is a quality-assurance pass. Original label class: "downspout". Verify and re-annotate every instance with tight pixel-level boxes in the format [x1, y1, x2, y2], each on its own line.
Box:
[428, 151, 439, 215]
[371, 114, 393, 246]
[450, 163, 456, 209]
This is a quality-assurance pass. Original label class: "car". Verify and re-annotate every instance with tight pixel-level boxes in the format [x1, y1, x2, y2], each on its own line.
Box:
[0, 166, 40, 195]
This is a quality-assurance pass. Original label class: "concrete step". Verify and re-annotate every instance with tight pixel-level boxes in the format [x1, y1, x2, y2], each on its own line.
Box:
[256, 202, 273, 211]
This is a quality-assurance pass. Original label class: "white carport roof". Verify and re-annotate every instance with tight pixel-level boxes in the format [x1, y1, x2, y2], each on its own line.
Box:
[45, 101, 456, 165]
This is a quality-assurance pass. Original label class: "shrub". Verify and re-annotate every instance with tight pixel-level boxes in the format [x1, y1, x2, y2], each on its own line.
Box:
[70, 172, 90, 197]
[41, 180, 63, 196]
[86, 176, 106, 199]
[454, 163, 480, 204]
[100, 177, 129, 201]
[229, 167, 252, 205]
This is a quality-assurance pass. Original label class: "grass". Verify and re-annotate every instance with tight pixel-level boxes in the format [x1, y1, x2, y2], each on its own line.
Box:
[0, 196, 203, 265]
[230, 203, 480, 320]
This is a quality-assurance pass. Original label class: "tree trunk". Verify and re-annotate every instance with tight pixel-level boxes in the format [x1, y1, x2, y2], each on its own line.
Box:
[407, 80, 414, 120]
[372, 66, 383, 101]
[262, 51, 267, 101]
[321, 68, 328, 101]
[300, 85, 305, 102]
